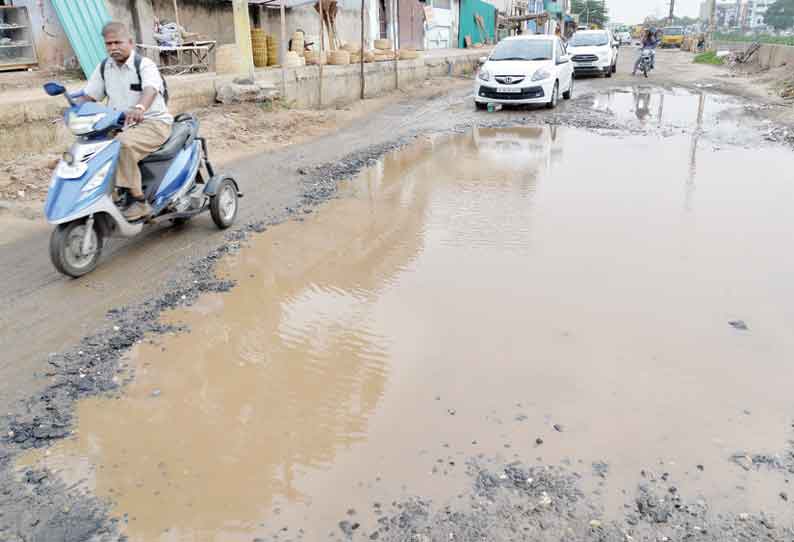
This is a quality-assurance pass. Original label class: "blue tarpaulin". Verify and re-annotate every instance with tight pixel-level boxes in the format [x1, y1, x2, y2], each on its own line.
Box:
[50, 0, 111, 78]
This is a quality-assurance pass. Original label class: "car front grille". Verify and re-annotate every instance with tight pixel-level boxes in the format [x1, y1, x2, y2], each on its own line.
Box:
[478, 86, 545, 100]
[494, 75, 526, 85]
[572, 54, 598, 62]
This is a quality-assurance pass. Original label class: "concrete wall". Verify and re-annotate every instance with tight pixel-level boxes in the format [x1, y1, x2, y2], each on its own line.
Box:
[152, 0, 236, 44]
[106, 0, 137, 35]
[0, 50, 485, 158]
[258, 4, 366, 54]
[713, 41, 794, 69]
[12, 0, 77, 70]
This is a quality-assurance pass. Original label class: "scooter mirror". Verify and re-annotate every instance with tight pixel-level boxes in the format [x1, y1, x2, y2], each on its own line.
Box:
[44, 82, 66, 96]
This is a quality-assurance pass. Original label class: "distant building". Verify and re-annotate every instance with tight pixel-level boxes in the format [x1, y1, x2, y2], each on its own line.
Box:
[700, 0, 773, 29]
[747, 0, 772, 29]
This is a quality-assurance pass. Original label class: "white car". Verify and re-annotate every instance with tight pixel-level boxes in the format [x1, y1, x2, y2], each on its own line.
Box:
[567, 30, 618, 78]
[616, 31, 632, 45]
[474, 35, 574, 110]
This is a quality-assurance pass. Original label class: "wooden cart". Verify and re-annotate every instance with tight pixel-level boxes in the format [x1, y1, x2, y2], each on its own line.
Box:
[136, 41, 216, 75]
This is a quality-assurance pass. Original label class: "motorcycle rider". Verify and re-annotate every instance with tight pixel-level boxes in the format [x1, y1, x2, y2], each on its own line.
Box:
[632, 29, 658, 76]
[77, 21, 173, 221]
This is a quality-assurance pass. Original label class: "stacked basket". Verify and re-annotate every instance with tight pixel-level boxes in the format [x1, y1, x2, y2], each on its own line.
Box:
[374, 50, 395, 61]
[374, 39, 392, 51]
[328, 50, 351, 65]
[373, 38, 394, 62]
[251, 28, 268, 67]
[398, 49, 420, 60]
[267, 34, 279, 66]
[290, 30, 305, 56]
[304, 50, 326, 65]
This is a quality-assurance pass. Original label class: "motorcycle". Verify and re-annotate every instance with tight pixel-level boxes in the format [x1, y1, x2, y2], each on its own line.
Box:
[42, 81, 242, 278]
[638, 48, 654, 78]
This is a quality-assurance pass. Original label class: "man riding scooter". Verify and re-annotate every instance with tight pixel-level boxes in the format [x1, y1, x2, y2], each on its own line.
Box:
[76, 21, 172, 221]
[632, 29, 659, 76]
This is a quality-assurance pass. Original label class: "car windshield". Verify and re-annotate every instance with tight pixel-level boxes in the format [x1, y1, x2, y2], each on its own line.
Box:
[664, 27, 683, 36]
[490, 40, 553, 61]
[569, 33, 608, 46]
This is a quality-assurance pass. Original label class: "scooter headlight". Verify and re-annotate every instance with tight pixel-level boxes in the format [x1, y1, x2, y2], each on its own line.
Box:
[67, 111, 106, 136]
[81, 161, 113, 194]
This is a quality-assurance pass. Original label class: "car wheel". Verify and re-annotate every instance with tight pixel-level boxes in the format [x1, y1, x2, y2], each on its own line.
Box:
[605, 64, 612, 78]
[612, 58, 617, 73]
[562, 76, 573, 100]
[546, 81, 559, 109]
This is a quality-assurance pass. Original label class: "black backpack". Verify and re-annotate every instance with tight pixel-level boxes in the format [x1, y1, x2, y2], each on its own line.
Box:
[100, 55, 169, 104]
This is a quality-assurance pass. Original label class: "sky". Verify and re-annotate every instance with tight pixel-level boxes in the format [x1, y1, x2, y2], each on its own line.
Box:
[607, 0, 702, 24]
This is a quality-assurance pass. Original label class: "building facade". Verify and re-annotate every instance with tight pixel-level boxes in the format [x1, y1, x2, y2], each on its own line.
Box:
[700, 0, 772, 29]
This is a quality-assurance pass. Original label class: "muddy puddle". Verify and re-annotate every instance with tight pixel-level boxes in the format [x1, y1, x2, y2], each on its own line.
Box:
[22, 127, 794, 540]
[582, 87, 753, 136]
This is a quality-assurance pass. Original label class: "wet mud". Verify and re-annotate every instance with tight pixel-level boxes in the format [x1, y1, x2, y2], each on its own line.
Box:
[14, 121, 794, 540]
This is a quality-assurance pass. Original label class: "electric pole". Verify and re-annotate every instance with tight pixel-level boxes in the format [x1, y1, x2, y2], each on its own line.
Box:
[707, 0, 716, 51]
[668, 0, 675, 25]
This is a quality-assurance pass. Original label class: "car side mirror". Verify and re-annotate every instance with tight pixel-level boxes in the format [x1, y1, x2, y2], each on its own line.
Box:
[478, 56, 487, 65]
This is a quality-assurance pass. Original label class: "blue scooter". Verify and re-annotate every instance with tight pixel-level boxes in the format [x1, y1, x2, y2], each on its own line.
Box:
[43, 81, 242, 278]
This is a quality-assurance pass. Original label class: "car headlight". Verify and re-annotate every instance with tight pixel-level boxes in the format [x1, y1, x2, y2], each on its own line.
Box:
[478, 69, 490, 82]
[531, 68, 552, 82]
[81, 161, 113, 194]
[67, 111, 105, 136]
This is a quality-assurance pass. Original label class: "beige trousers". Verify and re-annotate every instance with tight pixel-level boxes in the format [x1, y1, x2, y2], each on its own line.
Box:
[115, 120, 171, 195]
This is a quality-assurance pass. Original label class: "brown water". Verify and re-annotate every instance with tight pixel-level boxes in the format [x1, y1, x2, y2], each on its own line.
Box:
[582, 87, 750, 138]
[23, 126, 794, 540]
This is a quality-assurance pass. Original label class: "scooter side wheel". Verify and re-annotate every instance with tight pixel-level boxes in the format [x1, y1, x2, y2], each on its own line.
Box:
[210, 178, 239, 229]
[50, 220, 103, 278]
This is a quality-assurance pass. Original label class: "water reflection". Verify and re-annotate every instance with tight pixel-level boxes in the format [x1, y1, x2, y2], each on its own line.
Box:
[25, 126, 794, 540]
[23, 127, 560, 541]
[585, 87, 735, 128]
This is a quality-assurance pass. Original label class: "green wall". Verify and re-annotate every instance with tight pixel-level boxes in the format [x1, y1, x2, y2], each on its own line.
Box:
[459, 0, 496, 48]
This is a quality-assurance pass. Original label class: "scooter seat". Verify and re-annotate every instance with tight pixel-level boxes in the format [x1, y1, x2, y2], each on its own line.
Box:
[140, 118, 195, 163]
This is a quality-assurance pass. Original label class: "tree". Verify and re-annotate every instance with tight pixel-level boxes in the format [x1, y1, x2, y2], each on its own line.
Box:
[570, 0, 609, 27]
[765, 0, 794, 30]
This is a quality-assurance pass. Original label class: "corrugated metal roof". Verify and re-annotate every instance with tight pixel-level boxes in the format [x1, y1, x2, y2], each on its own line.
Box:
[50, 0, 111, 78]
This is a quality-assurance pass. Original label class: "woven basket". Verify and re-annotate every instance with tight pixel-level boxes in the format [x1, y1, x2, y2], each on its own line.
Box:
[328, 50, 351, 65]
[342, 42, 362, 53]
[374, 39, 392, 50]
[291, 31, 305, 55]
[266, 35, 279, 66]
[253, 46, 268, 67]
[291, 40, 305, 56]
[398, 49, 419, 60]
[349, 52, 362, 64]
[374, 51, 395, 61]
[364, 50, 375, 63]
[305, 50, 326, 65]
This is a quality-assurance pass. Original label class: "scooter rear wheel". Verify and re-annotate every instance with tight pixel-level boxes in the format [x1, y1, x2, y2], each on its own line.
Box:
[210, 178, 239, 229]
[50, 220, 103, 278]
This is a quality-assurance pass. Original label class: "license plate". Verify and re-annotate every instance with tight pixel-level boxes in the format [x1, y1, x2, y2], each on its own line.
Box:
[496, 87, 522, 93]
[578, 62, 595, 66]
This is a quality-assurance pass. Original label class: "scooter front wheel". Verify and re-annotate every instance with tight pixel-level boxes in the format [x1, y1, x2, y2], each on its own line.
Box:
[210, 178, 239, 229]
[50, 220, 103, 278]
